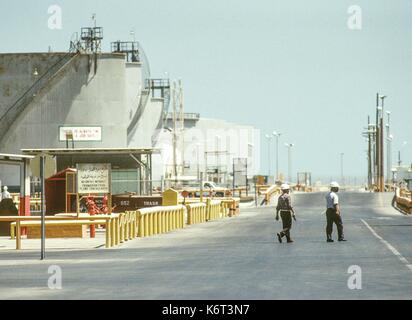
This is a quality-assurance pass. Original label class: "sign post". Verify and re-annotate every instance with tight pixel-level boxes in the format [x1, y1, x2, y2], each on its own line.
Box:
[76, 163, 112, 217]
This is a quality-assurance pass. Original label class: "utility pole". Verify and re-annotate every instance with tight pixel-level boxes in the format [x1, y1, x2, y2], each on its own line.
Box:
[179, 80, 185, 176]
[375, 93, 380, 191]
[172, 81, 178, 184]
[367, 117, 373, 190]
[340, 153, 344, 187]
[265, 134, 273, 178]
[285, 143, 294, 184]
[386, 111, 392, 185]
[273, 131, 282, 182]
[379, 95, 387, 192]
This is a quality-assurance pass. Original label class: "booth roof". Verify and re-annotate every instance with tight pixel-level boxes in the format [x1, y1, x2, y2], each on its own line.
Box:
[21, 148, 160, 156]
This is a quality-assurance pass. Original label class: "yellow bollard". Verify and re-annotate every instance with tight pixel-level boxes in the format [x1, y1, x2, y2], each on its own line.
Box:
[106, 219, 111, 248]
[110, 219, 116, 247]
[144, 214, 149, 237]
[116, 216, 120, 245]
[138, 212, 144, 238]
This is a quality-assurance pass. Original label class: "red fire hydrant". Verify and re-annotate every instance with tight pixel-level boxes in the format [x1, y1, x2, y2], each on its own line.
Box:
[86, 196, 99, 238]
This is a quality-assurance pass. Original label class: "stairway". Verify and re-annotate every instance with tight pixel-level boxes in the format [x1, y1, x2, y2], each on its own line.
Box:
[0, 50, 80, 145]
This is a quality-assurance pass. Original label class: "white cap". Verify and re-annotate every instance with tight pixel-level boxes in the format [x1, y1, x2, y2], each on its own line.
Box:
[330, 182, 340, 188]
[281, 184, 290, 190]
[3, 186, 8, 190]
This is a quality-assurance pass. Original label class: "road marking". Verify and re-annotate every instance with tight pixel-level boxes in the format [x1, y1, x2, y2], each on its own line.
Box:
[361, 219, 412, 272]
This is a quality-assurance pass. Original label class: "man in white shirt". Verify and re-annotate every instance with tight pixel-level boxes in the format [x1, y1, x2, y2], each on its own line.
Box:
[325, 182, 346, 243]
[1, 186, 11, 200]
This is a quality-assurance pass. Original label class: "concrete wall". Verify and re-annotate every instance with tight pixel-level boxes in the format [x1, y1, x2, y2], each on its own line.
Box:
[128, 97, 164, 148]
[0, 53, 68, 118]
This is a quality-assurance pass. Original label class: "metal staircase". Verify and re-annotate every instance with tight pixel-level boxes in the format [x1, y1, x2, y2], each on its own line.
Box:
[0, 44, 81, 145]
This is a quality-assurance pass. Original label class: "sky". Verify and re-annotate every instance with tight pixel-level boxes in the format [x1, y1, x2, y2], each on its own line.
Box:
[0, 0, 411, 182]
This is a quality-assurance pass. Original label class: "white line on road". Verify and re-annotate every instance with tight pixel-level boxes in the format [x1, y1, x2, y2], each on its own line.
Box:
[361, 219, 412, 272]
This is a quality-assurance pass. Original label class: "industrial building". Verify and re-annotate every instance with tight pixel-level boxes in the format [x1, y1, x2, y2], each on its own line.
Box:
[0, 26, 170, 190]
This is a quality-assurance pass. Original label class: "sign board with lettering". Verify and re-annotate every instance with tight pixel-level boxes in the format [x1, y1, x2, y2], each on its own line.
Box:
[59, 126, 102, 142]
[77, 163, 111, 195]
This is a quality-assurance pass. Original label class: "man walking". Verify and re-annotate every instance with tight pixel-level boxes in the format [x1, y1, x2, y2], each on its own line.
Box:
[276, 184, 296, 243]
[326, 182, 346, 243]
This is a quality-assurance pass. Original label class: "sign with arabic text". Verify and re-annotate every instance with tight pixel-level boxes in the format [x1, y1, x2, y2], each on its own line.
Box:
[77, 163, 111, 194]
[59, 126, 102, 142]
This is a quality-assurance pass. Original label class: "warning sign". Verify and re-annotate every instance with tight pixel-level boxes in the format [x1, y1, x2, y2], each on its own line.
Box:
[77, 163, 111, 194]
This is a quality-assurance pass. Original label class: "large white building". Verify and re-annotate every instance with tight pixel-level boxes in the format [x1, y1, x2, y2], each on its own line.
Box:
[152, 113, 260, 187]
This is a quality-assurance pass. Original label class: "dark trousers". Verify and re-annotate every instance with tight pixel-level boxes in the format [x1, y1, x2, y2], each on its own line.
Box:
[326, 208, 344, 239]
[280, 211, 293, 240]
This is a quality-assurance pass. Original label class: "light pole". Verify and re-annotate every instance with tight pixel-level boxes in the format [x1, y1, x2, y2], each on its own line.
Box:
[386, 111, 392, 184]
[273, 131, 282, 182]
[265, 134, 273, 178]
[340, 153, 344, 187]
[379, 95, 387, 191]
[285, 143, 294, 184]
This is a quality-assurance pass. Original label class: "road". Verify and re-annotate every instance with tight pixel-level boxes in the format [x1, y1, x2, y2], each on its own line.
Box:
[0, 192, 411, 300]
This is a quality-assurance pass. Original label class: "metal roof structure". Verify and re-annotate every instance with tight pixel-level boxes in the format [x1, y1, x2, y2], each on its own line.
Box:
[21, 148, 159, 156]
[0, 153, 35, 161]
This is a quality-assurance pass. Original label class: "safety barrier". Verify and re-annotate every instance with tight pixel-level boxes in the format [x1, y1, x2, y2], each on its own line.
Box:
[395, 188, 412, 215]
[260, 185, 280, 205]
[221, 198, 240, 217]
[207, 199, 222, 221]
[186, 203, 207, 225]
[3, 199, 241, 250]
[137, 205, 185, 238]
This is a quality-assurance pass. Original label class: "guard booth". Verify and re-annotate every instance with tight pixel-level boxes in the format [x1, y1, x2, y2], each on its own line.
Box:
[0, 154, 34, 236]
[0, 154, 33, 216]
[45, 168, 77, 215]
[22, 148, 159, 215]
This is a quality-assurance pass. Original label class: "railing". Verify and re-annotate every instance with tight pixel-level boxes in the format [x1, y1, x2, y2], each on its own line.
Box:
[2, 199, 241, 250]
[207, 199, 222, 221]
[186, 203, 207, 225]
[395, 188, 412, 215]
[137, 205, 185, 238]
[260, 185, 280, 205]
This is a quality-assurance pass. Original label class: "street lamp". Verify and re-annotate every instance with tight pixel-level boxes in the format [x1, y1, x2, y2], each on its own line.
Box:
[265, 134, 273, 178]
[285, 143, 295, 184]
[272, 131, 282, 182]
[340, 153, 344, 187]
[386, 111, 392, 184]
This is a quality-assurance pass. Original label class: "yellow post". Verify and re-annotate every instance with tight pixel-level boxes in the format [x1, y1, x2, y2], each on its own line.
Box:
[153, 212, 158, 235]
[163, 189, 179, 206]
[138, 212, 144, 238]
[16, 220, 21, 250]
[111, 218, 116, 247]
[144, 214, 149, 237]
[116, 217, 120, 245]
[106, 219, 111, 248]
[10, 223, 15, 240]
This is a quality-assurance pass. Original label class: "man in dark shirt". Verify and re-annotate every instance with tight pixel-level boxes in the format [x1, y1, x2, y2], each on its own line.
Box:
[276, 184, 296, 243]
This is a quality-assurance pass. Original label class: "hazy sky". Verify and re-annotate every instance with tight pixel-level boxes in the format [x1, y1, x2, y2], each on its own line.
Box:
[0, 0, 411, 181]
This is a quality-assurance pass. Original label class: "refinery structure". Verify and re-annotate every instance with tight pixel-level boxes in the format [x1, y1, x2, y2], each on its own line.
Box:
[0, 24, 258, 192]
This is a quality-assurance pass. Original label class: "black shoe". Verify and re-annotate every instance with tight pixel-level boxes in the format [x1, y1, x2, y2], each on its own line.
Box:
[338, 239, 347, 242]
[287, 239, 294, 243]
[327, 239, 334, 243]
[277, 233, 283, 243]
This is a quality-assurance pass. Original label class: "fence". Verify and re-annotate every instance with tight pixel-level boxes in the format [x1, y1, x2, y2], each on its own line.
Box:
[3, 198, 239, 250]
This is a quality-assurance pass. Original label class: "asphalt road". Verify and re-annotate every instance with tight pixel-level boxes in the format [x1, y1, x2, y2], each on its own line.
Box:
[0, 192, 411, 300]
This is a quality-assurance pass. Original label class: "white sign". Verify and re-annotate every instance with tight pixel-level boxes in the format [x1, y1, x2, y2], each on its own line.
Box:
[59, 127, 102, 142]
[77, 163, 111, 194]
